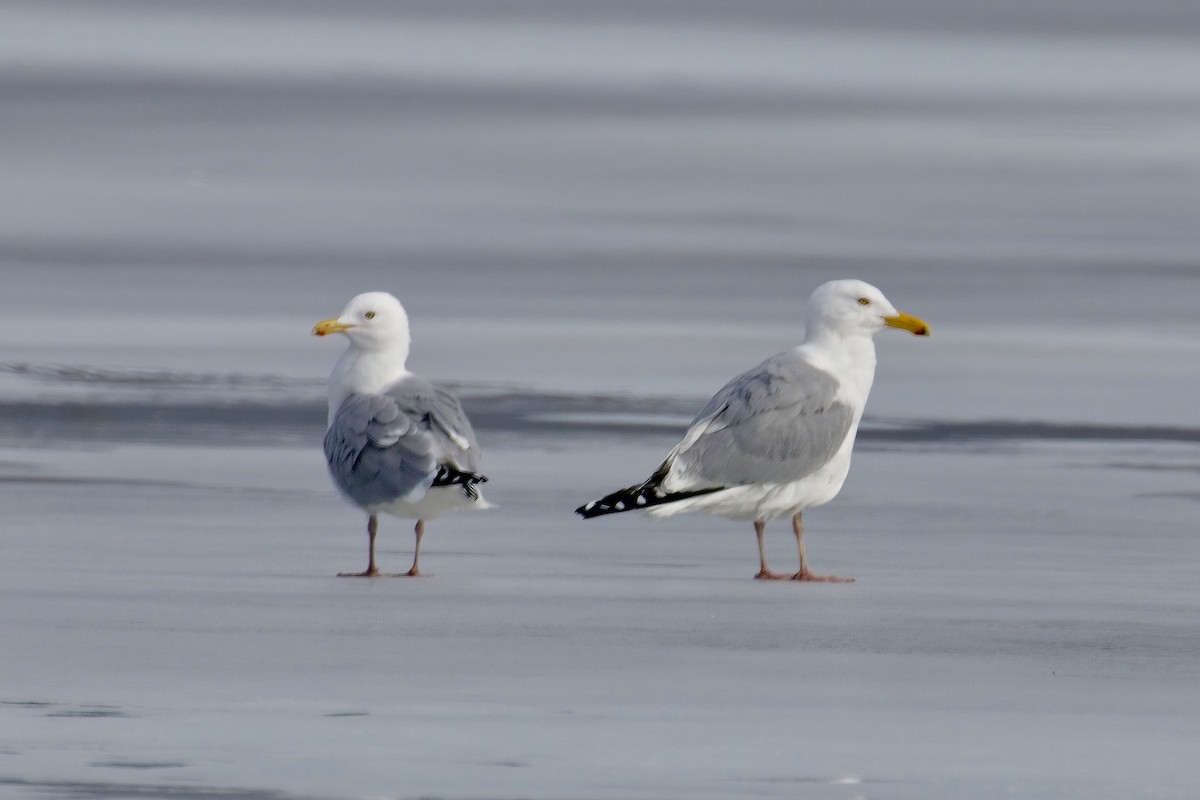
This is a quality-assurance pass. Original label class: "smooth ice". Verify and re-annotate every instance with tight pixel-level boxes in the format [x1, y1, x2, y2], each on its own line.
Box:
[2, 433, 1199, 800]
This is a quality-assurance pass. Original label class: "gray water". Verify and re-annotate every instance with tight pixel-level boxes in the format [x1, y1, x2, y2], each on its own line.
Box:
[2, 2, 1200, 799]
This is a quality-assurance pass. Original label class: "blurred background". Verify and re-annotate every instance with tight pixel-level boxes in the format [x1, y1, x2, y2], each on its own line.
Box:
[3, 0, 1199, 426]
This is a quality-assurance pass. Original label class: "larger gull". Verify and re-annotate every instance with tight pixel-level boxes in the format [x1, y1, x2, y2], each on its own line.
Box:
[313, 292, 490, 577]
[576, 279, 929, 582]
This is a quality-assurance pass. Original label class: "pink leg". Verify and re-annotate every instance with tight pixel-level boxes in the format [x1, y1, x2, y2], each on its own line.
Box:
[790, 512, 854, 583]
[339, 514, 384, 577]
[403, 520, 425, 577]
[753, 520, 787, 580]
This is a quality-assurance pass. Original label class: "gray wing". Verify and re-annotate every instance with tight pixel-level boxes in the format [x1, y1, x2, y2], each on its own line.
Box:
[385, 376, 483, 472]
[323, 376, 482, 509]
[667, 351, 855, 488]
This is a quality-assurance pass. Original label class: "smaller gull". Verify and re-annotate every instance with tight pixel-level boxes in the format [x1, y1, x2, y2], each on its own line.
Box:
[314, 292, 490, 577]
[576, 279, 929, 582]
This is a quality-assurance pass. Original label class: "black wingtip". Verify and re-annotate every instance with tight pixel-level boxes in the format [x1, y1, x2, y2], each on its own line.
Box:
[433, 465, 489, 500]
[575, 495, 635, 519]
[576, 498, 627, 518]
[576, 483, 722, 519]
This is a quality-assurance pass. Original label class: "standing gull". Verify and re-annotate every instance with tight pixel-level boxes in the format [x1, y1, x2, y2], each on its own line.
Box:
[313, 292, 490, 577]
[576, 279, 929, 582]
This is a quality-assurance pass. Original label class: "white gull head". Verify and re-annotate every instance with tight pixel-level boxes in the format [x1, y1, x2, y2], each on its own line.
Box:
[797, 279, 930, 413]
[804, 279, 930, 342]
[313, 291, 413, 424]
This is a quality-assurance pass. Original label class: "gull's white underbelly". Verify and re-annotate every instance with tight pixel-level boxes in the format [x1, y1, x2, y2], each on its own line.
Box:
[366, 486, 492, 521]
[648, 433, 857, 522]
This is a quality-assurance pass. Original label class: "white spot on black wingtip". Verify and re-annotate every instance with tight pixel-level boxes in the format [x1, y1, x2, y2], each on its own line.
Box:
[584, 501, 596, 511]
[635, 495, 647, 506]
[432, 465, 488, 500]
[614, 501, 625, 510]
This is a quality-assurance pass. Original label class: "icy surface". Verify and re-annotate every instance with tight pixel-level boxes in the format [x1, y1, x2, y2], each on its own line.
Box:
[2, 435, 1199, 800]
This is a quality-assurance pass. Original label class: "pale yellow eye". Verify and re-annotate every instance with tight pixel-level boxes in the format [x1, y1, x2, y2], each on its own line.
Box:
[857, 297, 870, 306]
[364, 311, 376, 320]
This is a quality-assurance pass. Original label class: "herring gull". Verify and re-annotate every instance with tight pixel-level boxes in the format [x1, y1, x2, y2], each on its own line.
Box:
[576, 279, 929, 582]
[313, 292, 490, 577]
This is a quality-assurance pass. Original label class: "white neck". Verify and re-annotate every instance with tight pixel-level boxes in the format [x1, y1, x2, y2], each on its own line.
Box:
[801, 327, 878, 409]
[327, 344, 410, 425]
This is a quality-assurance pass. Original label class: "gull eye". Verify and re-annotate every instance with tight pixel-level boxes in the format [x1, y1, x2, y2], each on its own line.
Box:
[364, 311, 376, 320]
[857, 297, 870, 306]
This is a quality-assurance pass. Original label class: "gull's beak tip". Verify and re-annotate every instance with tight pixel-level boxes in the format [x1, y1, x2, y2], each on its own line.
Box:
[312, 318, 354, 337]
[884, 312, 930, 337]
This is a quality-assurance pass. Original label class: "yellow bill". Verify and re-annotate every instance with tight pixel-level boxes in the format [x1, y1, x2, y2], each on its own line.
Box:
[312, 318, 356, 337]
[884, 312, 930, 336]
